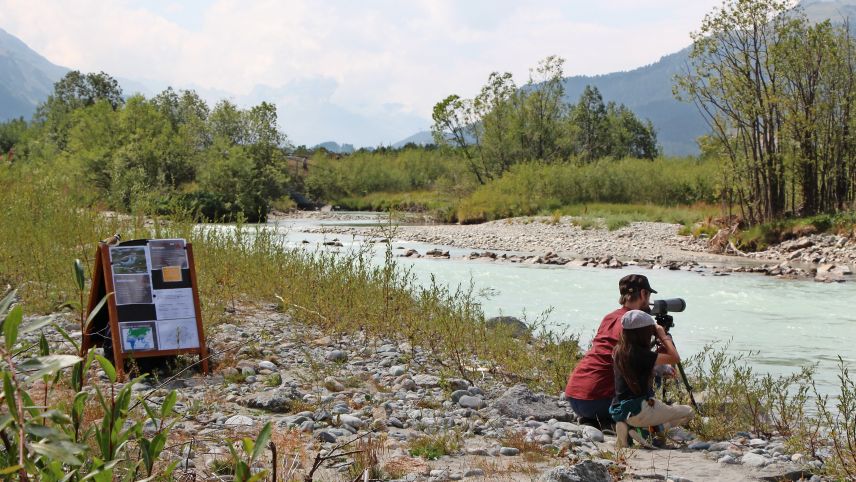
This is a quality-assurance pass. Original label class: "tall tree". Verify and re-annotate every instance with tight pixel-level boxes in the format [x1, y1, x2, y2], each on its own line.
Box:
[676, 0, 791, 223]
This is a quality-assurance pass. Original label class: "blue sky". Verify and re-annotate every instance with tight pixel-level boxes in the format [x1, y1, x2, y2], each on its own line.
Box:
[0, 0, 726, 146]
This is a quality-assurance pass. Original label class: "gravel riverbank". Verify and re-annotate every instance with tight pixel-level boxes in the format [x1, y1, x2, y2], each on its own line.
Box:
[27, 304, 828, 481]
[280, 213, 856, 282]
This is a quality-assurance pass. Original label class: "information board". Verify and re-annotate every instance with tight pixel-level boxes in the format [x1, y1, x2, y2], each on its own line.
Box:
[82, 238, 209, 379]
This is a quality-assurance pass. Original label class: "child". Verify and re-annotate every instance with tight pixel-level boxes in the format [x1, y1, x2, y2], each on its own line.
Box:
[610, 310, 693, 448]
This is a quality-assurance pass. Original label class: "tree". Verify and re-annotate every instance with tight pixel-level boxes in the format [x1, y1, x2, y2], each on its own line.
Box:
[518, 55, 567, 161]
[676, 0, 792, 223]
[570, 86, 610, 162]
[35, 71, 124, 150]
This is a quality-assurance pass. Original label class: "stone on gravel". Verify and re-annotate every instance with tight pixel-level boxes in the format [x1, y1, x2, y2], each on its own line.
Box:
[582, 425, 604, 442]
[325, 350, 347, 362]
[224, 415, 253, 426]
[336, 414, 364, 429]
[242, 388, 298, 412]
[458, 395, 485, 409]
[450, 389, 469, 403]
[741, 452, 768, 467]
[499, 447, 520, 456]
[324, 376, 346, 392]
[539, 460, 611, 482]
[258, 360, 277, 371]
[317, 430, 337, 443]
[413, 374, 440, 387]
[493, 384, 573, 421]
[389, 365, 406, 376]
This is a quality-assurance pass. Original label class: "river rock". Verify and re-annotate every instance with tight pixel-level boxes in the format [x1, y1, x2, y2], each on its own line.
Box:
[258, 360, 277, 371]
[458, 395, 486, 409]
[324, 376, 346, 392]
[413, 374, 440, 387]
[450, 389, 469, 403]
[582, 425, 604, 442]
[493, 384, 573, 421]
[224, 415, 253, 426]
[325, 350, 347, 362]
[336, 414, 364, 429]
[485, 316, 530, 338]
[539, 460, 611, 482]
[242, 388, 299, 412]
[499, 447, 520, 456]
[741, 452, 768, 467]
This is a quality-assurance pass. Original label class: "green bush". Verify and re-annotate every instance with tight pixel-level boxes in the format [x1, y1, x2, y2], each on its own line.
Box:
[455, 158, 719, 223]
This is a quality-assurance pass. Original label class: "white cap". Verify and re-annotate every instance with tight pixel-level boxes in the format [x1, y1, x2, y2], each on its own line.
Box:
[622, 310, 655, 330]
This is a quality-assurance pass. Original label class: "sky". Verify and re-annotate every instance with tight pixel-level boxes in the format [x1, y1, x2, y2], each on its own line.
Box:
[0, 0, 725, 147]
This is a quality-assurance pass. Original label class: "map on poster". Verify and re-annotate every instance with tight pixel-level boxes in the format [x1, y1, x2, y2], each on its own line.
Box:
[121, 322, 157, 351]
[109, 239, 200, 353]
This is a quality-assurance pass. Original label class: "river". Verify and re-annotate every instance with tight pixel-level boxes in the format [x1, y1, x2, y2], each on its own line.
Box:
[268, 213, 855, 395]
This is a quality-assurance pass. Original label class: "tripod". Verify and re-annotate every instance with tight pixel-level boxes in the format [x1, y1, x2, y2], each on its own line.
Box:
[656, 314, 701, 414]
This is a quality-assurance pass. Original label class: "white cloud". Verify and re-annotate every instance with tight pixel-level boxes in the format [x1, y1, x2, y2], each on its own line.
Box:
[0, 0, 722, 145]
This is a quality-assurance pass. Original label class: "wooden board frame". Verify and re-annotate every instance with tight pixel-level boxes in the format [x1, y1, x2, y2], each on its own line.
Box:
[82, 240, 209, 380]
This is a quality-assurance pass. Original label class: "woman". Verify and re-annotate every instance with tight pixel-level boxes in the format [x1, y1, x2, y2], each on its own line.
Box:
[609, 310, 693, 448]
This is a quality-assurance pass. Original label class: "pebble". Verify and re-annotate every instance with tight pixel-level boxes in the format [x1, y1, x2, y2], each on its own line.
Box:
[326, 350, 347, 362]
[582, 425, 604, 443]
[499, 447, 520, 456]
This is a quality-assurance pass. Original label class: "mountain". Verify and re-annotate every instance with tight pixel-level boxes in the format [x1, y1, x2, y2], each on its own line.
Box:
[313, 141, 355, 154]
[394, 0, 856, 157]
[0, 27, 68, 121]
[392, 130, 434, 148]
[560, 47, 703, 156]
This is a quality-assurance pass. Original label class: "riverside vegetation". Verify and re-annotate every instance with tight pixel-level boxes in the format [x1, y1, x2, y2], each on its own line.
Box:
[2, 159, 856, 480]
[1, 0, 856, 478]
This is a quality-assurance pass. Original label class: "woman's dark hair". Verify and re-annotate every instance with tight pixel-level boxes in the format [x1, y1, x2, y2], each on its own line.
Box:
[613, 325, 657, 395]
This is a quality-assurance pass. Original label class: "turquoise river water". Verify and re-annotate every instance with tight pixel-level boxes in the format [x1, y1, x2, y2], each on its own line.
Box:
[265, 214, 855, 395]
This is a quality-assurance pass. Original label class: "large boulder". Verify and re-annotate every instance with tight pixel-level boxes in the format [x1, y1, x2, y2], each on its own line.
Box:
[539, 460, 611, 482]
[492, 384, 573, 421]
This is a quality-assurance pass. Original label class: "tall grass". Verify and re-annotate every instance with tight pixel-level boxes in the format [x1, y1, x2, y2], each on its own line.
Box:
[455, 158, 719, 223]
[0, 163, 579, 393]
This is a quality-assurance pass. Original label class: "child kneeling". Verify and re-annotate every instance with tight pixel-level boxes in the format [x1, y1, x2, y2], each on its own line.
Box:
[609, 310, 693, 448]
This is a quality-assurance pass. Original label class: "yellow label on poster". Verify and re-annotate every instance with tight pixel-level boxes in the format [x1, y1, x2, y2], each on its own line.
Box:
[162, 266, 182, 282]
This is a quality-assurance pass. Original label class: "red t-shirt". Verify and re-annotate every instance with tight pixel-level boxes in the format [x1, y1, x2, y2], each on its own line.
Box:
[565, 306, 628, 401]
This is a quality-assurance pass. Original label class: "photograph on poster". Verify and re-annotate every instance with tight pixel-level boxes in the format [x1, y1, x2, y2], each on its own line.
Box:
[149, 239, 188, 270]
[154, 288, 195, 320]
[113, 274, 153, 305]
[156, 318, 200, 350]
[120, 322, 158, 351]
[110, 246, 149, 274]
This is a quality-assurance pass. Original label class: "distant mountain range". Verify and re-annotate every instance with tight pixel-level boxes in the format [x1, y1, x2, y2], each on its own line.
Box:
[4, 1, 856, 154]
[0, 27, 68, 120]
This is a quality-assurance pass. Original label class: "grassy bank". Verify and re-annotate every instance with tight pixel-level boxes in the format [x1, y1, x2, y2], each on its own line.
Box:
[454, 158, 718, 224]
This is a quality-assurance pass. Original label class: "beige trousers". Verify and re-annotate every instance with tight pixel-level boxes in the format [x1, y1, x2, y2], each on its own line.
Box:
[626, 399, 693, 428]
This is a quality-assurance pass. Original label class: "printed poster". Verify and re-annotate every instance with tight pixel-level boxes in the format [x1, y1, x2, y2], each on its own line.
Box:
[148, 239, 188, 270]
[113, 274, 153, 305]
[156, 318, 200, 350]
[153, 288, 195, 320]
[120, 322, 158, 352]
